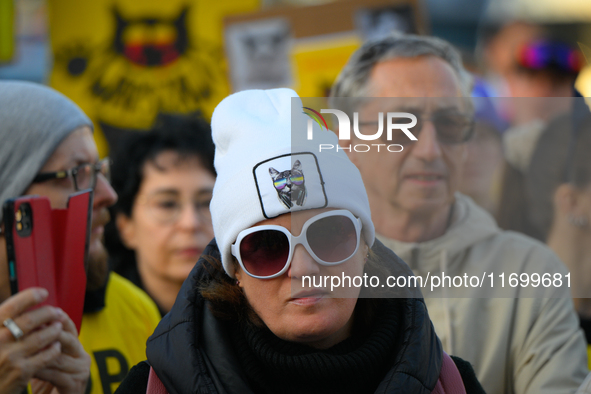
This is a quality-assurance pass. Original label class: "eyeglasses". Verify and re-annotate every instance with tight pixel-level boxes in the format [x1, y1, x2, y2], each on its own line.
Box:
[32, 158, 111, 191]
[358, 111, 474, 145]
[140, 190, 212, 225]
[231, 210, 361, 279]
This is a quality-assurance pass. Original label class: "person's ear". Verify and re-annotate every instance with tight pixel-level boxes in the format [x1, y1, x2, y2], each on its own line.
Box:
[234, 268, 244, 288]
[554, 183, 577, 215]
[116, 213, 137, 249]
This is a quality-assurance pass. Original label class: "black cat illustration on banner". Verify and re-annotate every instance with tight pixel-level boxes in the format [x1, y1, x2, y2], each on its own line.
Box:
[269, 160, 307, 209]
[50, 5, 229, 154]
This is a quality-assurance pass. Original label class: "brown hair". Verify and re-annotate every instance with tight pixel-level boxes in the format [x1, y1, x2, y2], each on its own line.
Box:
[198, 255, 263, 326]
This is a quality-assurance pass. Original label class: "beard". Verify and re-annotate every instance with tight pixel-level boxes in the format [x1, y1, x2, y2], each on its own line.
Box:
[86, 208, 111, 291]
[86, 241, 109, 291]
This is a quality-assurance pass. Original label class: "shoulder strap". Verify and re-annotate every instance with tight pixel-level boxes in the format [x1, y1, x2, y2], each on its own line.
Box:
[431, 352, 466, 394]
[147, 366, 169, 394]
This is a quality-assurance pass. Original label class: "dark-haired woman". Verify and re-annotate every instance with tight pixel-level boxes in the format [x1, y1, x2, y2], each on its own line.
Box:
[106, 113, 216, 315]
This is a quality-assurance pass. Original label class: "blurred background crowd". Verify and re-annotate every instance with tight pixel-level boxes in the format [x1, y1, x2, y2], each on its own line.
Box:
[1, 0, 590, 147]
[3, 0, 591, 349]
[1, 0, 590, 203]
[2, 0, 591, 392]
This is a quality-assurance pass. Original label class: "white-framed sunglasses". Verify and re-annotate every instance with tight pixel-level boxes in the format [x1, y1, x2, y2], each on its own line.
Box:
[231, 210, 362, 279]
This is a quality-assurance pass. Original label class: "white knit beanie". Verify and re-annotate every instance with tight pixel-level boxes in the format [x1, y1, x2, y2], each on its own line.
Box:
[210, 88, 374, 277]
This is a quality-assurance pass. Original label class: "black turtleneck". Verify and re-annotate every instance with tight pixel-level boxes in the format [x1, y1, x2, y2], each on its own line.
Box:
[231, 300, 403, 394]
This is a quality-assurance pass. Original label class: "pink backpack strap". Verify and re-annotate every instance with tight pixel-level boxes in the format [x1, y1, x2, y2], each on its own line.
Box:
[431, 352, 466, 394]
[147, 366, 169, 394]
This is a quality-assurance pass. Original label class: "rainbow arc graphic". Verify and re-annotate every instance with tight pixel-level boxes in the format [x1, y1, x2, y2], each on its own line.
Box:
[303, 107, 328, 131]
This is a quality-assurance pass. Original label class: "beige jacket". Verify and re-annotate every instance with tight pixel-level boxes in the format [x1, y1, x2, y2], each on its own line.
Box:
[379, 193, 588, 394]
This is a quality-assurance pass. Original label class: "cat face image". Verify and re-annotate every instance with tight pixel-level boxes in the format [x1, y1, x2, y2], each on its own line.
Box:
[269, 160, 307, 209]
[52, 5, 227, 152]
[113, 8, 189, 67]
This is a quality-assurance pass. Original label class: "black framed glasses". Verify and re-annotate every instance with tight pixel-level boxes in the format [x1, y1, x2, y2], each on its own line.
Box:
[32, 157, 111, 191]
[358, 111, 474, 145]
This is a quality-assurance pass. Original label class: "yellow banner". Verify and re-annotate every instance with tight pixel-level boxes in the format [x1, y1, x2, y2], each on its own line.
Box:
[292, 33, 362, 98]
[48, 0, 259, 156]
[0, 0, 14, 62]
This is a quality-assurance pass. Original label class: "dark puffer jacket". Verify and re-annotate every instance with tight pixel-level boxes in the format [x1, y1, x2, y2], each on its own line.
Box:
[117, 239, 481, 394]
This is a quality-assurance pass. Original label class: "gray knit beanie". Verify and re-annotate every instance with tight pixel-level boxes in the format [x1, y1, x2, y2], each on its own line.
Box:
[0, 81, 93, 222]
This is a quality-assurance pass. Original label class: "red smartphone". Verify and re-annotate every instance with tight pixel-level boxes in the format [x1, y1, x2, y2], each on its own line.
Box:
[2, 190, 93, 332]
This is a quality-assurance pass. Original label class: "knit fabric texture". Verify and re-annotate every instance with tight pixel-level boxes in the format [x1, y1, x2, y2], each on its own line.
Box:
[231, 299, 402, 394]
[0, 81, 92, 222]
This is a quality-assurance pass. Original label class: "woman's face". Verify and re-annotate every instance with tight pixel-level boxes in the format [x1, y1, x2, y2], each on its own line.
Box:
[234, 208, 368, 349]
[117, 151, 215, 285]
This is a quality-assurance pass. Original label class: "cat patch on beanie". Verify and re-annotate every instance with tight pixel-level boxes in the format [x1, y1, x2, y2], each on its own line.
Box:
[253, 152, 327, 219]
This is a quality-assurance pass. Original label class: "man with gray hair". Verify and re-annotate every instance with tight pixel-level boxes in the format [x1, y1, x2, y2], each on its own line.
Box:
[330, 33, 587, 393]
[0, 81, 161, 394]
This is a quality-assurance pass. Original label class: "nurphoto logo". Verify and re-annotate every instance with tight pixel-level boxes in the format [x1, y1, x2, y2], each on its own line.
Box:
[303, 107, 417, 153]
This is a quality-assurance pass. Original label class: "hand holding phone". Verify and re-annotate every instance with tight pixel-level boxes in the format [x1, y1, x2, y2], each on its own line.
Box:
[2, 190, 93, 332]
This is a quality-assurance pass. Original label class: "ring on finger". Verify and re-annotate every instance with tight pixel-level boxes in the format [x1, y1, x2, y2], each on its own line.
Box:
[3, 318, 24, 340]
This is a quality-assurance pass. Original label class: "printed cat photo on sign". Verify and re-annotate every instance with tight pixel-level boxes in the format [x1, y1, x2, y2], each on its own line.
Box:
[269, 160, 306, 209]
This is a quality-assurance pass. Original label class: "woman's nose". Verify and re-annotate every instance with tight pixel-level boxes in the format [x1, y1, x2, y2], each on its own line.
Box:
[288, 244, 320, 278]
[176, 203, 202, 230]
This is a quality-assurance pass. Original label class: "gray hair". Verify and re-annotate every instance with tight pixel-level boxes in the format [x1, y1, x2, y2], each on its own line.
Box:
[330, 33, 473, 106]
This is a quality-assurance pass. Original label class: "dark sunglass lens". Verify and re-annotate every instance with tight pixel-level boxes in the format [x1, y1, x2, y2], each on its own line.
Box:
[435, 113, 470, 143]
[307, 215, 357, 263]
[382, 116, 420, 145]
[240, 230, 289, 277]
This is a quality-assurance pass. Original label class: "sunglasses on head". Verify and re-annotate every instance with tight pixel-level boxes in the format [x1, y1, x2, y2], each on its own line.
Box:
[231, 210, 362, 279]
[273, 175, 304, 190]
[517, 40, 583, 74]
